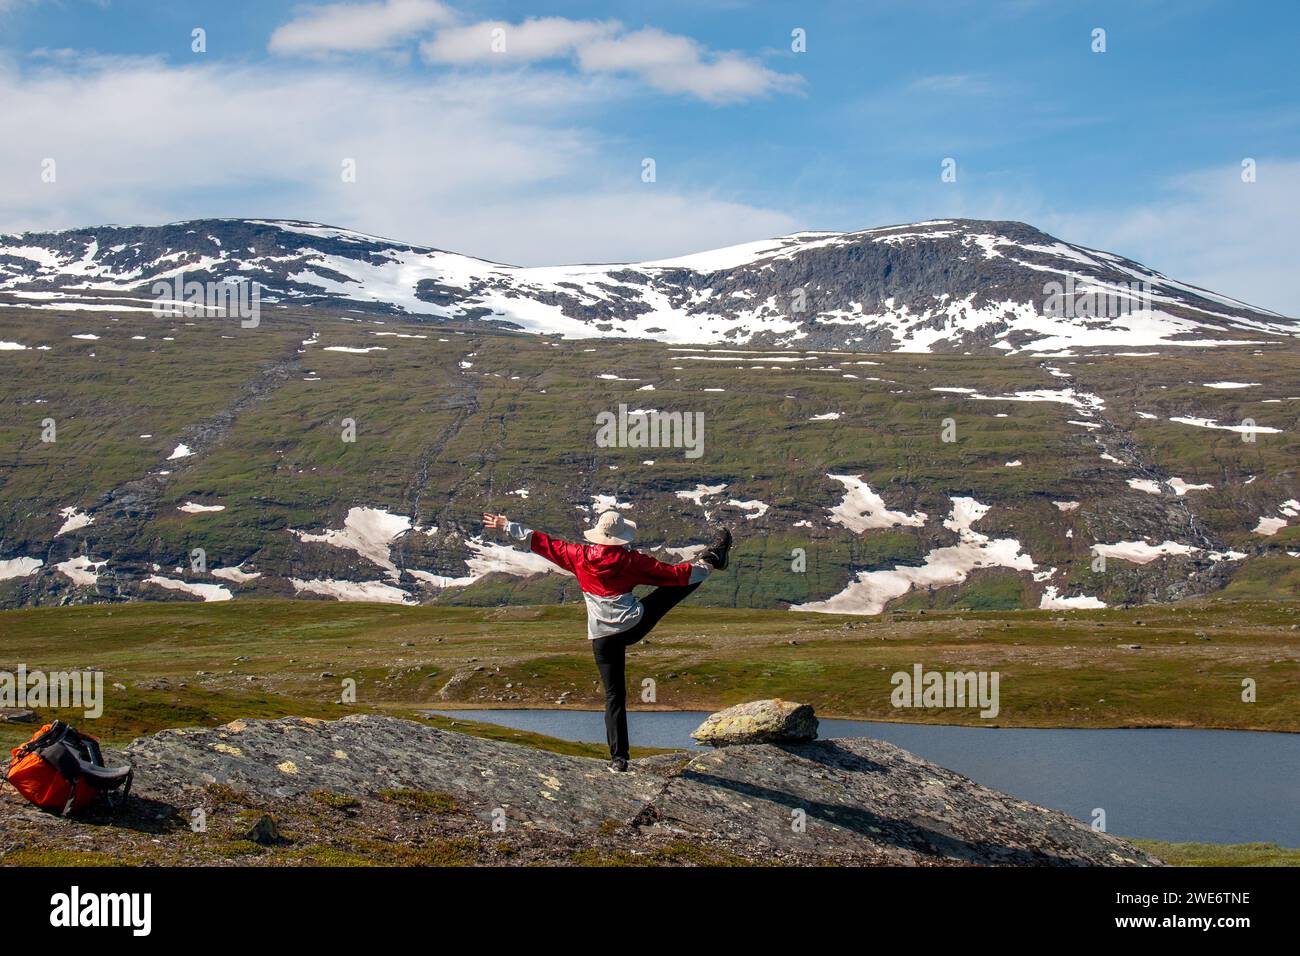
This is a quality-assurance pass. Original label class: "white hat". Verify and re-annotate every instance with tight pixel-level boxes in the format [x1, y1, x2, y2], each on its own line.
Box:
[583, 510, 637, 546]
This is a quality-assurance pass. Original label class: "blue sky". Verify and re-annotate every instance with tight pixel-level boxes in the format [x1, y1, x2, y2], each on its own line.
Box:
[1, 0, 1297, 313]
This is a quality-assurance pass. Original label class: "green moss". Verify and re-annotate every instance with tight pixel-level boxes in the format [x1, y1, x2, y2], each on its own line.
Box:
[284, 846, 378, 866]
[310, 790, 360, 810]
[216, 840, 266, 858]
[573, 840, 756, 867]
[378, 788, 458, 813]
[340, 836, 477, 866]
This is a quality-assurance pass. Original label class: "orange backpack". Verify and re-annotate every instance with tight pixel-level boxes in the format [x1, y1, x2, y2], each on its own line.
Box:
[6, 720, 133, 815]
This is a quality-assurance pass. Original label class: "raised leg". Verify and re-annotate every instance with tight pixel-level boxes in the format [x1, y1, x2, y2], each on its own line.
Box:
[619, 581, 702, 646]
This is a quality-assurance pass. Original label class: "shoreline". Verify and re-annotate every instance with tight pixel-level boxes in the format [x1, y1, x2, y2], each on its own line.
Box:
[426, 703, 1300, 735]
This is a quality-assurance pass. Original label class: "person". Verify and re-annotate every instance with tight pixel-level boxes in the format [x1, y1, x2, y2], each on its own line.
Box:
[483, 510, 732, 772]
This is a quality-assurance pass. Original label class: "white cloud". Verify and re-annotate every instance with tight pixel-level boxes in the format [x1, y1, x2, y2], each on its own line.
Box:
[0, 56, 799, 265]
[420, 17, 620, 64]
[576, 27, 800, 103]
[268, 5, 799, 104]
[421, 17, 800, 104]
[269, 0, 455, 56]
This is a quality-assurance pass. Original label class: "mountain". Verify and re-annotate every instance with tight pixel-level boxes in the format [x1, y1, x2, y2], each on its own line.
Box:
[1, 218, 1297, 614]
[1, 218, 1293, 353]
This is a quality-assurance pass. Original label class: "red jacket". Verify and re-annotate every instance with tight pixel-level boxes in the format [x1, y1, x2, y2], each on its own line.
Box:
[530, 531, 692, 596]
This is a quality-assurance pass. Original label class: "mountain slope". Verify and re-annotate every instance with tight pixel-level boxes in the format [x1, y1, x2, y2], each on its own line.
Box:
[0, 294, 1296, 612]
[1, 218, 1293, 353]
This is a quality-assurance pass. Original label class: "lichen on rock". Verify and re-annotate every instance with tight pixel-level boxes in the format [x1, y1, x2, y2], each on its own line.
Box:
[691, 699, 819, 746]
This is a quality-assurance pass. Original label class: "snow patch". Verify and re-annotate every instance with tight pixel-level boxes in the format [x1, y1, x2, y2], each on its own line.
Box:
[824, 474, 927, 533]
[727, 499, 769, 520]
[1093, 540, 1199, 564]
[211, 565, 262, 583]
[56, 556, 106, 586]
[292, 506, 412, 577]
[145, 575, 232, 602]
[675, 483, 728, 507]
[0, 556, 43, 580]
[56, 507, 93, 535]
[1127, 479, 1163, 495]
[795, 497, 1035, 616]
[1170, 417, 1282, 434]
[1166, 477, 1213, 495]
[1039, 587, 1106, 610]
[291, 578, 414, 604]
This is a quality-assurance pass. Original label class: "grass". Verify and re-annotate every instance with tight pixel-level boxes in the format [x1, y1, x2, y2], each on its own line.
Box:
[1134, 840, 1300, 867]
[0, 597, 1296, 736]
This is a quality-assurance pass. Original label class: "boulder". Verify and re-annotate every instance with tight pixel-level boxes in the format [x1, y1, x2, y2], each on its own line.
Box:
[241, 813, 283, 846]
[691, 699, 819, 746]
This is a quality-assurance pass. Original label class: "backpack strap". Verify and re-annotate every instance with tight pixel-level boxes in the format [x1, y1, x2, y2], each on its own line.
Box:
[105, 768, 133, 813]
[60, 778, 78, 817]
[6, 720, 70, 776]
[81, 735, 106, 769]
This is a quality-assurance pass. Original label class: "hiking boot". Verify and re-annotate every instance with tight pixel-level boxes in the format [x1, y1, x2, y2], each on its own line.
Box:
[700, 527, 733, 570]
[608, 758, 630, 773]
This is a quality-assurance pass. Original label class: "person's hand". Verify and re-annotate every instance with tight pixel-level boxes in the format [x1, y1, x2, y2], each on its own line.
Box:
[482, 513, 508, 532]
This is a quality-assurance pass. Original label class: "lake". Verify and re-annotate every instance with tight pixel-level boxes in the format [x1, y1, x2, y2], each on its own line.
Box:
[435, 708, 1299, 846]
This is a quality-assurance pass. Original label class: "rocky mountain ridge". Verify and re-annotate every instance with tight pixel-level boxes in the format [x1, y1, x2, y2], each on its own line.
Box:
[2, 217, 1293, 353]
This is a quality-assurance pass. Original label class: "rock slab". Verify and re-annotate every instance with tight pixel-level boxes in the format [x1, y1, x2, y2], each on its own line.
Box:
[691, 698, 819, 746]
[125, 713, 1162, 866]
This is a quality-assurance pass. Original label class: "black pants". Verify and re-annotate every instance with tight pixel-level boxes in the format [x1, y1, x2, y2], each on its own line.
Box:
[590, 582, 700, 760]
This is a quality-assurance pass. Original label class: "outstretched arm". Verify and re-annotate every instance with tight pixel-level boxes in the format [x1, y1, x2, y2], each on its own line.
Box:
[482, 512, 533, 542]
[482, 513, 578, 573]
